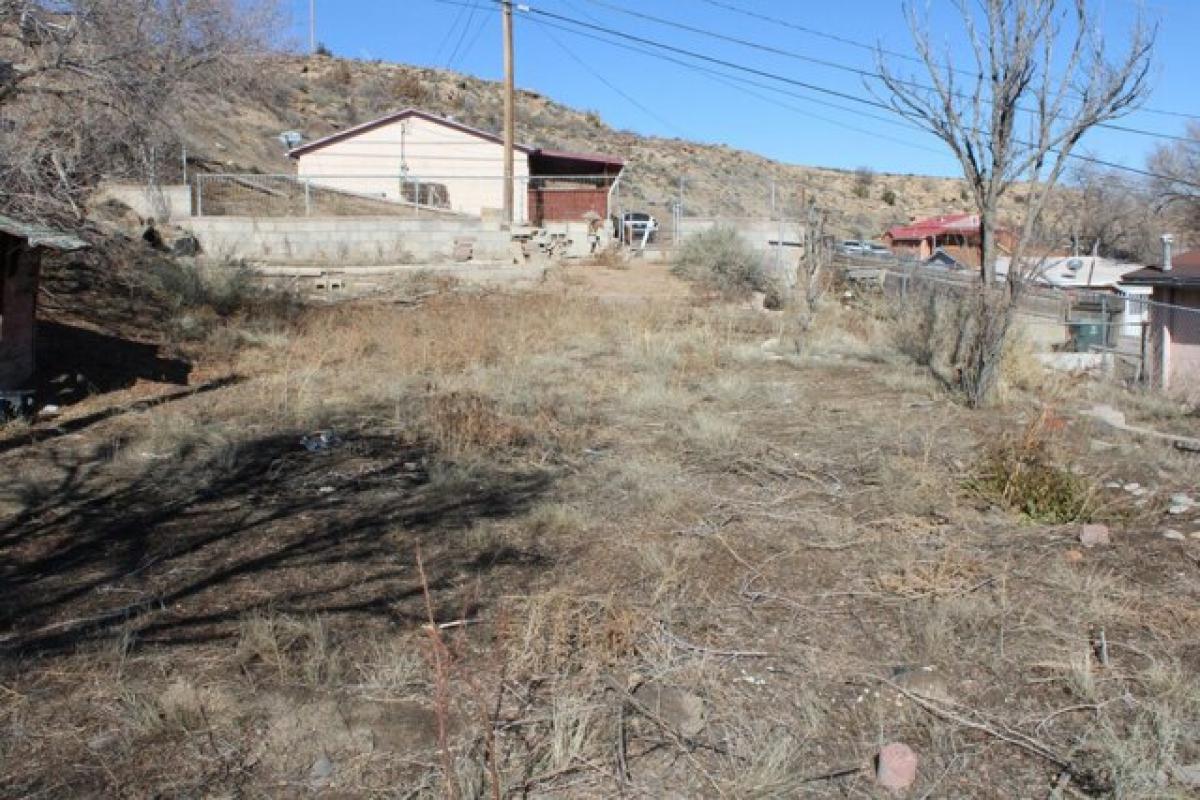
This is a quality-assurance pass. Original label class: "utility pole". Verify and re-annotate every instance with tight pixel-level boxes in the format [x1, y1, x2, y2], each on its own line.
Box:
[309, 0, 316, 54]
[501, 0, 515, 226]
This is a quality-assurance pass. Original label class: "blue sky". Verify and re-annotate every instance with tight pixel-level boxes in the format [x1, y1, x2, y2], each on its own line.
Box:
[286, 0, 1198, 177]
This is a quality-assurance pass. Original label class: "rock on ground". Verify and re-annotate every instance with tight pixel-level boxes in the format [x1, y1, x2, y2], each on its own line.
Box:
[876, 742, 918, 791]
[1079, 523, 1110, 548]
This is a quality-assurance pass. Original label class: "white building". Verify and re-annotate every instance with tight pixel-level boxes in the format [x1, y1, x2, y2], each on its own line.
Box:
[287, 108, 622, 225]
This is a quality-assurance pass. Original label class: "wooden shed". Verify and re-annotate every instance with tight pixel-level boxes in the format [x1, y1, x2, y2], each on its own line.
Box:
[1, 215, 88, 402]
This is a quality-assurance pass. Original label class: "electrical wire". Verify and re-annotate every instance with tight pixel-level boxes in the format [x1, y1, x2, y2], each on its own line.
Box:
[445, 0, 482, 67]
[573, 0, 1193, 144]
[693, 0, 1200, 123]
[530, 16, 689, 137]
[425, 0, 1200, 191]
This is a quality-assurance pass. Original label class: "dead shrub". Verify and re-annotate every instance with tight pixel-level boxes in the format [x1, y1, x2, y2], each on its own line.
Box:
[876, 548, 986, 598]
[672, 226, 766, 297]
[969, 408, 1096, 523]
[236, 611, 343, 688]
[391, 72, 428, 105]
[320, 60, 354, 89]
[513, 591, 641, 676]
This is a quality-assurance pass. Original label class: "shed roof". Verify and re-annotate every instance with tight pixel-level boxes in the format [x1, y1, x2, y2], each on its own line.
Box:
[0, 214, 89, 251]
[532, 148, 624, 167]
[886, 213, 980, 241]
[1121, 249, 1200, 287]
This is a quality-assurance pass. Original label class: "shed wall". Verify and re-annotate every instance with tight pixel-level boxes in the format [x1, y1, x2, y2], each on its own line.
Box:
[0, 237, 39, 389]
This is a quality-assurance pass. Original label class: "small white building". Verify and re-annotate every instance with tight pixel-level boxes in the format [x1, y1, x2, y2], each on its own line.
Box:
[287, 108, 623, 225]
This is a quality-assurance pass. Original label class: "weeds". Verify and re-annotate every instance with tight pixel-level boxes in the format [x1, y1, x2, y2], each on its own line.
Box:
[672, 226, 765, 296]
[971, 408, 1096, 522]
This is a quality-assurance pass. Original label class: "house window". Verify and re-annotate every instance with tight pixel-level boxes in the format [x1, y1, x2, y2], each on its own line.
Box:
[399, 180, 450, 208]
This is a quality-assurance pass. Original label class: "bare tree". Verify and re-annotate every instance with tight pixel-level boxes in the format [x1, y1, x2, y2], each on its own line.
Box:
[1060, 161, 1169, 263]
[0, 0, 282, 221]
[1147, 122, 1200, 238]
[878, 0, 1154, 405]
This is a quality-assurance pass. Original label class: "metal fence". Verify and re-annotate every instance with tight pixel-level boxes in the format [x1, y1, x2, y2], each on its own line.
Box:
[192, 170, 821, 245]
[860, 260, 1200, 396]
[193, 173, 621, 223]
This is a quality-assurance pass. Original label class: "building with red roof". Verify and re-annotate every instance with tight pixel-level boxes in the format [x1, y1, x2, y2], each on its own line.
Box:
[883, 213, 1014, 268]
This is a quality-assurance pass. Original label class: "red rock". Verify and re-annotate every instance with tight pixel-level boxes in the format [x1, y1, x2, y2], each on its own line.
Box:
[1064, 549, 1084, 563]
[876, 742, 918, 791]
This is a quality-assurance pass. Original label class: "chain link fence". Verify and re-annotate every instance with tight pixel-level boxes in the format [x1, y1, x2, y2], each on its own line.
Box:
[193, 173, 621, 224]
[862, 261, 1200, 397]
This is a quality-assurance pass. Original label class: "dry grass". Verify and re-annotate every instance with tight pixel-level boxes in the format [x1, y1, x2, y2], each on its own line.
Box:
[3, 279, 1199, 798]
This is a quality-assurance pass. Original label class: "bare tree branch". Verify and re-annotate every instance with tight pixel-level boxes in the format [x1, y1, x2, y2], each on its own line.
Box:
[875, 0, 1156, 406]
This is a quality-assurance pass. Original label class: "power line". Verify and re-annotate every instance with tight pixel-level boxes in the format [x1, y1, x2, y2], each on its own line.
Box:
[529, 17, 689, 137]
[457, 9, 493, 67]
[573, 0, 1194, 144]
[693, 0, 1200, 124]
[426, 0, 1200, 191]
[445, 0, 482, 68]
[530, 13, 949, 156]
[434, 1, 473, 64]
[506, 0, 1200, 190]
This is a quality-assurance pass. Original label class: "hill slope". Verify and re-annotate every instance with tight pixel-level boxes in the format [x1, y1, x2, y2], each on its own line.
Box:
[181, 54, 1028, 238]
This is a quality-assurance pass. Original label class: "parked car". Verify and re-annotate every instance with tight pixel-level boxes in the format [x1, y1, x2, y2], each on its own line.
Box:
[616, 211, 658, 244]
[864, 242, 892, 257]
[836, 240, 869, 255]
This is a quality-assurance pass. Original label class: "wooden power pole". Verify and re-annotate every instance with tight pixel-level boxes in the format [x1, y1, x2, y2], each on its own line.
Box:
[501, 0, 515, 226]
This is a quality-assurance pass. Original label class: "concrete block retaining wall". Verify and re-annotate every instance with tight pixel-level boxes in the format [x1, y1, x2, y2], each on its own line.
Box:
[178, 217, 604, 265]
[178, 217, 520, 265]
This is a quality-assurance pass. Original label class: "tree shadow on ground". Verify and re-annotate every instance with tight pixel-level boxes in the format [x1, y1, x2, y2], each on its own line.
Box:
[0, 426, 552, 659]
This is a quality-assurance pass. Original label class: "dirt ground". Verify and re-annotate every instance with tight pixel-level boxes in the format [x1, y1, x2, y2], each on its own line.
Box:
[547, 260, 694, 302]
[2, 267, 1200, 798]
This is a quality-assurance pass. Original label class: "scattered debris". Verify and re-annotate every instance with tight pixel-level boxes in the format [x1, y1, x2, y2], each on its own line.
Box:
[301, 430, 341, 453]
[1079, 523, 1110, 548]
[875, 742, 918, 791]
[1168, 494, 1195, 516]
[1163, 530, 1186, 541]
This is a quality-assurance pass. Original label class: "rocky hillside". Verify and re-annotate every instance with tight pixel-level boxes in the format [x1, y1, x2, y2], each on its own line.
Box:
[181, 54, 1051, 238]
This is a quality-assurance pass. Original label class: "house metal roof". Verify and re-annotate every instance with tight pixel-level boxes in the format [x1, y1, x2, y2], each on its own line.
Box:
[0, 214, 89, 251]
[886, 213, 980, 241]
[1122, 249, 1200, 287]
[286, 108, 624, 166]
[531, 148, 624, 166]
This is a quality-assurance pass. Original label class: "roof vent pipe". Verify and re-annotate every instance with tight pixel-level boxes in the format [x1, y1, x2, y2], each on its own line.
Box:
[1162, 234, 1174, 272]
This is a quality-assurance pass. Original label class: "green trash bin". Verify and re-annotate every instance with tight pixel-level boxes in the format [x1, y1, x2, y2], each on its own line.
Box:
[1069, 322, 1107, 352]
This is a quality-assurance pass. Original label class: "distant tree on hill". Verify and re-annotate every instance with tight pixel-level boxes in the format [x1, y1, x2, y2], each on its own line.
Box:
[852, 166, 875, 199]
[1148, 122, 1200, 239]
